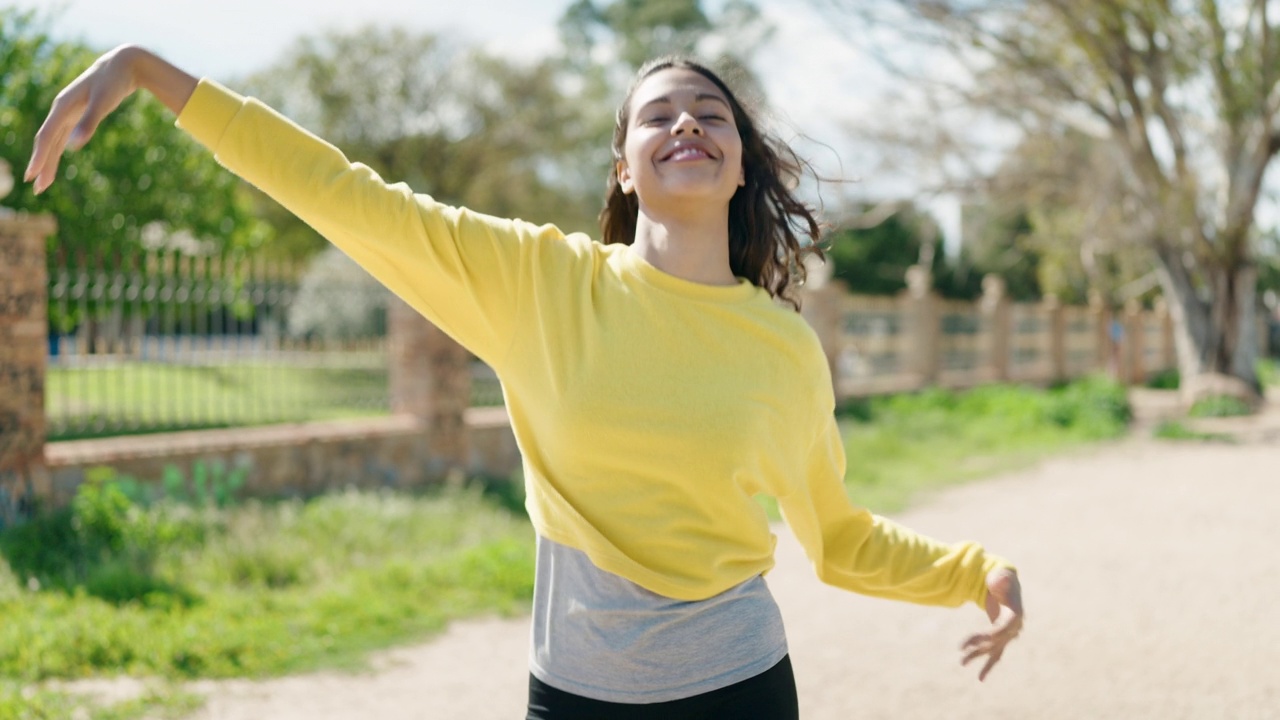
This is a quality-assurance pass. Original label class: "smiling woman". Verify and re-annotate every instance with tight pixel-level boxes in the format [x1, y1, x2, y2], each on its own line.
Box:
[25, 44, 1022, 720]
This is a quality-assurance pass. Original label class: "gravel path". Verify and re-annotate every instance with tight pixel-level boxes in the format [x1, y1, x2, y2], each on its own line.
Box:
[184, 417, 1280, 719]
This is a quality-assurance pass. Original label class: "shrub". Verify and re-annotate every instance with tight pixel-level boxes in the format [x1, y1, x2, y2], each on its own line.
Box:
[1188, 395, 1253, 417]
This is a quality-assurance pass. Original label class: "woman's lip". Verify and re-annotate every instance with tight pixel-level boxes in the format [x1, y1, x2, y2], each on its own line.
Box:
[661, 146, 715, 162]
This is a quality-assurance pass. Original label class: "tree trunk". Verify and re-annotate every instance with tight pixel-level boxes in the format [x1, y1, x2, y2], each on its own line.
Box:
[1155, 248, 1261, 400]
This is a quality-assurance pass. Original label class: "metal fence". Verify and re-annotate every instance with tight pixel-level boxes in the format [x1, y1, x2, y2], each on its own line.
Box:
[46, 251, 502, 441]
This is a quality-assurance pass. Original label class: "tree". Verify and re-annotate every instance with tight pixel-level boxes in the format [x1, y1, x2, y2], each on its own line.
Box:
[553, 0, 772, 213]
[826, 203, 982, 299]
[240, 26, 601, 259]
[822, 0, 1280, 396]
[0, 10, 267, 274]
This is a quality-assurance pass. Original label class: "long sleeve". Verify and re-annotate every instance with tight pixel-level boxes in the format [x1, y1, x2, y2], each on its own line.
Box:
[176, 78, 560, 369]
[778, 414, 1011, 608]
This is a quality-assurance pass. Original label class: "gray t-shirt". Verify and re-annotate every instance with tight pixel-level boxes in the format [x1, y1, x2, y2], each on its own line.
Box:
[528, 535, 789, 704]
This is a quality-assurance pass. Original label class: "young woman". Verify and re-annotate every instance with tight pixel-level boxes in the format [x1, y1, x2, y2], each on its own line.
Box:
[28, 46, 1023, 719]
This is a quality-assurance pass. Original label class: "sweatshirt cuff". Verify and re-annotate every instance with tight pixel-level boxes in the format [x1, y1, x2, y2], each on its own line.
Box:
[174, 78, 245, 152]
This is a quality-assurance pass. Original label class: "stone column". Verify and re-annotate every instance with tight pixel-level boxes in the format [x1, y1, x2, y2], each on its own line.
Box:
[903, 265, 938, 387]
[0, 211, 57, 527]
[387, 297, 471, 480]
[1124, 299, 1145, 385]
[1088, 290, 1113, 377]
[1155, 299, 1177, 371]
[1043, 294, 1066, 383]
[980, 275, 1010, 382]
[799, 278, 847, 400]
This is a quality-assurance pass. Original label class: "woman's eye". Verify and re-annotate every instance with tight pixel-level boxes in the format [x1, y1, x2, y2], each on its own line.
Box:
[699, 115, 727, 122]
[642, 117, 669, 126]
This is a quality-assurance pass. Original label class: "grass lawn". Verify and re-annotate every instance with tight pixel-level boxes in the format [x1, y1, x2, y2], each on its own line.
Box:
[3, 376, 1130, 717]
[46, 362, 504, 441]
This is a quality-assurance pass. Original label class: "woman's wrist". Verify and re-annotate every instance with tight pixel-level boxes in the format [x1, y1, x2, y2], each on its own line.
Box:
[113, 45, 198, 116]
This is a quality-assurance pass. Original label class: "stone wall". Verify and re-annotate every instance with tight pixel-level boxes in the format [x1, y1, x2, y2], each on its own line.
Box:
[0, 213, 57, 526]
[44, 409, 522, 506]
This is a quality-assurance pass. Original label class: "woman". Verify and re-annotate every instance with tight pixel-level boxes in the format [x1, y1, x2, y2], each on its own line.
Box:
[28, 46, 1023, 719]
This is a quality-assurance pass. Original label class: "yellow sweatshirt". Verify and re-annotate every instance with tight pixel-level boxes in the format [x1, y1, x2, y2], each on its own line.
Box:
[177, 79, 1008, 605]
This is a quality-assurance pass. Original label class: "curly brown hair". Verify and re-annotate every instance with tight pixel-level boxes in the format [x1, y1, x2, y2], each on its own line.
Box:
[599, 56, 825, 311]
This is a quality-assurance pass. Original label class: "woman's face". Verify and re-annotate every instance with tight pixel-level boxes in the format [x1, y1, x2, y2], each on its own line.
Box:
[617, 68, 745, 212]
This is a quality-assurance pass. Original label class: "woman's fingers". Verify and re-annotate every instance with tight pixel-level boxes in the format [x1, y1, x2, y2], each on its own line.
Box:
[960, 607, 1022, 681]
[27, 89, 85, 192]
[26, 48, 138, 194]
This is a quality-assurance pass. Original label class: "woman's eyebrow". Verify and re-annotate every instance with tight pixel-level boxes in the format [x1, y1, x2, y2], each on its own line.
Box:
[637, 93, 731, 113]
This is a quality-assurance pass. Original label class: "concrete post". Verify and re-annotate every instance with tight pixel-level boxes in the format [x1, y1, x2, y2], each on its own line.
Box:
[980, 275, 1010, 382]
[1125, 299, 1145, 385]
[387, 297, 470, 480]
[799, 279, 847, 400]
[1044, 294, 1065, 383]
[1154, 298, 1176, 372]
[1088, 290, 1113, 377]
[903, 265, 938, 387]
[0, 212, 57, 527]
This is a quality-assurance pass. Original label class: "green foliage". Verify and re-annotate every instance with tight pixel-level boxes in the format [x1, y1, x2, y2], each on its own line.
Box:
[1153, 420, 1231, 443]
[240, 26, 601, 260]
[837, 377, 1131, 511]
[1145, 367, 1180, 390]
[1258, 358, 1278, 388]
[825, 206, 984, 299]
[0, 485, 533, 681]
[0, 681, 202, 720]
[1188, 395, 1253, 418]
[0, 9, 269, 325]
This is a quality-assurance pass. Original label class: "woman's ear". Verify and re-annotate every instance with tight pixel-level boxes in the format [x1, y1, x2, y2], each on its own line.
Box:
[618, 160, 635, 194]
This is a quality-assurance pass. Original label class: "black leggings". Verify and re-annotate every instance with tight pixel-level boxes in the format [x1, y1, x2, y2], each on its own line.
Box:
[526, 654, 799, 720]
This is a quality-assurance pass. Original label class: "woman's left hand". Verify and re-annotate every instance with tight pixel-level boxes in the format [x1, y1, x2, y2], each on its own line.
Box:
[960, 567, 1023, 681]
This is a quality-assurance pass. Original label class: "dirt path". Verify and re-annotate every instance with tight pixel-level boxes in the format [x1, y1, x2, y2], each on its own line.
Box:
[183, 419, 1280, 719]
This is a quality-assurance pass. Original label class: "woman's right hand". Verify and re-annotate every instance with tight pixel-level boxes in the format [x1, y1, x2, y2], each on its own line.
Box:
[26, 45, 196, 195]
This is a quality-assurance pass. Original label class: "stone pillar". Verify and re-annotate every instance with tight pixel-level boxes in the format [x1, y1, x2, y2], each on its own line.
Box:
[799, 279, 847, 400]
[1124, 299, 1145, 385]
[387, 297, 470, 480]
[903, 265, 938, 387]
[1088, 290, 1113, 377]
[1043, 294, 1065, 383]
[980, 275, 1010, 382]
[0, 212, 57, 527]
[1155, 299, 1176, 371]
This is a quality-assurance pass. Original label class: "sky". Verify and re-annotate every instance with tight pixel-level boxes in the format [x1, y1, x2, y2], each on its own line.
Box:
[7, 0, 963, 245]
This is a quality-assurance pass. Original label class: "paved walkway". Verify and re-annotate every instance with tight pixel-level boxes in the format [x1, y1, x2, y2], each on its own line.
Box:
[183, 399, 1279, 719]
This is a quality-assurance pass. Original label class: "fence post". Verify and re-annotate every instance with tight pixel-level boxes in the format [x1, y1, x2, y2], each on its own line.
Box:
[799, 271, 846, 400]
[1125, 299, 1145, 385]
[1043, 293, 1065, 383]
[0, 210, 57, 527]
[1155, 298, 1176, 372]
[980, 275, 1010, 382]
[1089, 290, 1112, 377]
[387, 298, 470, 480]
[903, 265, 937, 388]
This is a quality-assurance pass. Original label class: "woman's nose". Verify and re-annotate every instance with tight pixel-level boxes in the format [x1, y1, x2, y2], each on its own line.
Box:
[672, 112, 703, 135]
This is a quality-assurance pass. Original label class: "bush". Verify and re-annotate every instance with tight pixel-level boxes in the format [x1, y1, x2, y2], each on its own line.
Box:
[1188, 395, 1253, 417]
[0, 484, 533, 681]
[1145, 368, 1180, 390]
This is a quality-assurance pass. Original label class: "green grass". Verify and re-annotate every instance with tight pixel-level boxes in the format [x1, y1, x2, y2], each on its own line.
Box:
[1260, 358, 1279, 388]
[832, 376, 1131, 512]
[0, 483, 534, 682]
[1153, 420, 1233, 443]
[0, 681, 203, 720]
[1188, 394, 1253, 418]
[46, 362, 505, 440]
[5, 375, 1130, 713]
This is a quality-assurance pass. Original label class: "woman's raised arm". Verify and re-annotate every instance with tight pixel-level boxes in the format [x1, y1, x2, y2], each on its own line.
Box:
[26, 45, 196, 194]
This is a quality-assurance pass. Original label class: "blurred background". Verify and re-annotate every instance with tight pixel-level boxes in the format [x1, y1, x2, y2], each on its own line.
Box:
[1, 1, 1278, 718]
